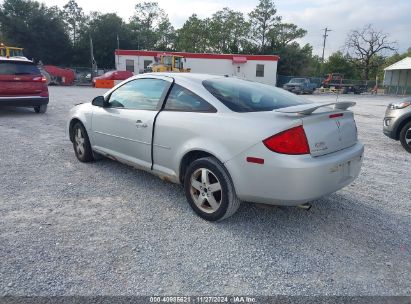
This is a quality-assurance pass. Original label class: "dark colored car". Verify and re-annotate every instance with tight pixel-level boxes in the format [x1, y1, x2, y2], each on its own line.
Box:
[0, 57, 49, 113]
[92, 70, 134, 86]
[383, 97, 411, 153]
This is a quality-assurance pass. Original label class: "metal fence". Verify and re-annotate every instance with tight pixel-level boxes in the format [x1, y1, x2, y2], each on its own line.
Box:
[384, 85, 411, 95]
[277, 74, 378, 93]
[71, 66, 112, 85]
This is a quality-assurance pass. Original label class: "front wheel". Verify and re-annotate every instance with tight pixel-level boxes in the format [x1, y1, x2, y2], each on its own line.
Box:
[184, 157, 241, 221]
[72, 122, 94, 162]
[34, 105, 47, 113]
[399, 121, 411, 153]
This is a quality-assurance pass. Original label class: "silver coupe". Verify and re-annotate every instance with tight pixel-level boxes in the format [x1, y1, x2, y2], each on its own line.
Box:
[68, 73, 364, 221]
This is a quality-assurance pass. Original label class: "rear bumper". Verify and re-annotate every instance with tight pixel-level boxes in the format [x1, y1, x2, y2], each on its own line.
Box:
[0, 96, 49, 107]
[225, 142, 364, 206]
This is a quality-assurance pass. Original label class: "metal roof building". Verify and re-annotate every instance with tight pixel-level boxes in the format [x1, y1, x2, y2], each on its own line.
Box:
[383, 57, 411, 95]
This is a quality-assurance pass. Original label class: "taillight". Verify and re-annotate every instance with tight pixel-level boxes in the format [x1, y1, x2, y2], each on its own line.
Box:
[33, 76, 47, 83]
[263, 125, 310, 155]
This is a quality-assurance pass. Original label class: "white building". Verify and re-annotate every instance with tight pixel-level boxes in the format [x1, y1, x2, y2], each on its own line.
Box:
[115, 50, 279, 85]
[383, 57, 411, 95]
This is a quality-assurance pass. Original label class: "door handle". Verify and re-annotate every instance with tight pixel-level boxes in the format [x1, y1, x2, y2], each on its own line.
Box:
[135, 120, 148, 128]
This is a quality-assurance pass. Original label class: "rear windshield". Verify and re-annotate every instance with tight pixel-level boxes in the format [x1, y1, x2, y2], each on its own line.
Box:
[0, 61, 40, 75]
[203, 77, 308, 112]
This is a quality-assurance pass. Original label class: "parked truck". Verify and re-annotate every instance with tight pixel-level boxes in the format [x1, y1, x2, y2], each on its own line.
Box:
[283, 78, 317, 94]
[322, 73, 367, 94]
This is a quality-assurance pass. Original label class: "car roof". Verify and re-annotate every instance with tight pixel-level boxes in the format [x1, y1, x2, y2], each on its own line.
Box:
[0, 56, 33, 63]
[141, 72, 226, 84]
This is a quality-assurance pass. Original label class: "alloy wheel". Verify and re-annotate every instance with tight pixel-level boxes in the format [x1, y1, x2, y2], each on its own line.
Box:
[189, 168, 222, 214]
[74, 127, 85, 157]
[405, 127, 411, 146]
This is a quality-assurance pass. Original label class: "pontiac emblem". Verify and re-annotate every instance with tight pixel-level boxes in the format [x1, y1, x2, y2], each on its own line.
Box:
[336, 120, 342, 141]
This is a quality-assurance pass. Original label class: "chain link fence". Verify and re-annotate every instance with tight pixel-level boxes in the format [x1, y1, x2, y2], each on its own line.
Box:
[277, 75, 379, 94]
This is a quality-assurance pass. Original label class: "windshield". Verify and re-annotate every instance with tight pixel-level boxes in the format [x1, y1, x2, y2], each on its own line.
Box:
[203, 77, 308, 112]
[290, 78, 305, 83]
[0, 61, 40, 75]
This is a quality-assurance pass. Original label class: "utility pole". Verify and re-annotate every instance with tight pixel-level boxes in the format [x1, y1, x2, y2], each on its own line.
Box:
[321, 27, 332, 63]
[117, 34, 120, 69]
[90, 36, 97, 78]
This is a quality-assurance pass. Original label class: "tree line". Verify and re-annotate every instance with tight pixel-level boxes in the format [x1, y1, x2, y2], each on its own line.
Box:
[0, 0, 403, 81]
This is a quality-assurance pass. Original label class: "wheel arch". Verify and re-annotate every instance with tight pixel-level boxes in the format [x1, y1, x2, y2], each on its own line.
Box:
[178, 150, 225, 184]
[394, 114, 411, 140]
[68, 118, 84, 142]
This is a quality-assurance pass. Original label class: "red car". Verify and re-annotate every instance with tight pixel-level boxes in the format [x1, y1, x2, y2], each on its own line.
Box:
[92, 70, 133, 86]
[0, 57, 49, 113]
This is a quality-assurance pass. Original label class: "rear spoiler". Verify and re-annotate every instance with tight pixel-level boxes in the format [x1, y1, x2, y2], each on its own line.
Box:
[276, 101, 356, 115]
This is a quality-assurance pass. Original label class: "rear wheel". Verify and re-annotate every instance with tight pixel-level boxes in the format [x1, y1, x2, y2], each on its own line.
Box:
[72, 122, 94, 162]
[399, 121, 411, 153]
[184, 157, 241, 221]
[34, 105, 47, 113]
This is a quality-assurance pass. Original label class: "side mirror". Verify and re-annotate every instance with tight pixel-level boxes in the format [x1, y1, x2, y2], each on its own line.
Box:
[92, 96, 106, 107]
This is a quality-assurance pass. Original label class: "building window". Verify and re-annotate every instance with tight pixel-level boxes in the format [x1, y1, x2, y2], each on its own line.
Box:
[256, 64, 264, 77]
[144, 60, 152, 69]
[126, 59, 134, 72]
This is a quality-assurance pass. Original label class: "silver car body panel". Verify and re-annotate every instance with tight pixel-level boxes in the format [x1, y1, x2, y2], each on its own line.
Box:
[383, 101, 411, 140]
[68, 73, 364, 205]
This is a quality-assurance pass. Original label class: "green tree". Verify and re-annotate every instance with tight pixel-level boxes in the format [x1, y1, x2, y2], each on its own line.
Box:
[75, 13, 133, 68]
[323, 51, 359, 79]
[62, 0, 86, 45]
[276, 43, 314, 76]
[156, 18, 176, 51]
[209, 8, 249, 53]
[129, 2, 172, 50]
[0, 0, 72, 65]
[268, 23, 306, 49]
[175, 14, 211, 52]
[248, 0, 281, 52]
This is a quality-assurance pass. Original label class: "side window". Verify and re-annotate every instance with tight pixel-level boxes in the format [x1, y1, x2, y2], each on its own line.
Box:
[256, 64, 264, 77]
[164, 84, 216, 112]
[108, 78, 167, 110]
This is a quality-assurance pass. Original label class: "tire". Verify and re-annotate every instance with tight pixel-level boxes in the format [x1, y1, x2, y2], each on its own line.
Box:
[72, 122, 94, 162]
[34, 105, 47, 113]
[399, 121, 411, 153]
[184, 157, 241, 221]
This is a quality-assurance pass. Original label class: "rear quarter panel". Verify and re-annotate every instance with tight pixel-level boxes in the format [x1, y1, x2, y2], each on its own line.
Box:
[152, 110, 302, 182]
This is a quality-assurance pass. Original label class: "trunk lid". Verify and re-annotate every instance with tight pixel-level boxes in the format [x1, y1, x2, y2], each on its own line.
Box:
[276, 102, 358, 157]
[302, 110, 358, 156]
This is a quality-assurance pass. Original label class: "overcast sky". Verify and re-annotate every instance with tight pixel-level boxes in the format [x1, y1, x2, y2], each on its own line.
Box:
[40, 0, 410, 57]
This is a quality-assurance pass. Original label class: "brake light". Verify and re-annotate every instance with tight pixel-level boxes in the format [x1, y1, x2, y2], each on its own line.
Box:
[329, 113, 343, 118]
[263, 125, 310, 155]
[33, 76, 47, 83]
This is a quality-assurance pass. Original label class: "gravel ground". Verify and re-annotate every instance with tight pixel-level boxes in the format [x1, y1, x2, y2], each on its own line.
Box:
[0, 87, 410, 296]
